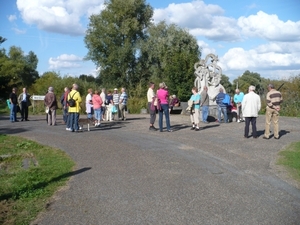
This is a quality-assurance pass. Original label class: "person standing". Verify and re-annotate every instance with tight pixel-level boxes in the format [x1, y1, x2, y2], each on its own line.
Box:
[234, 89, 244, 122]
[18, 87, 31, 121]
[147, 82, 157, 131]
[157, 82, 172, 132]
[44, 87, 58, 126]
[113, 88, 120, 120]
[100, 88, 106, 121]
[85, 88, 94, 121]
[67, 84, 82, 132]
[9, 87, 18, 122]
[242, 85, 261, 138]
[200, 86, 209, 123]
[216, 88, 228, 123]
[105, 90, 114, 121]
[60, 87, 70, 124]
[92, 90, 103, 127]
[119, 87, 128, 121]
[263, 84, 283, 140]
[189, 87, 201, 131]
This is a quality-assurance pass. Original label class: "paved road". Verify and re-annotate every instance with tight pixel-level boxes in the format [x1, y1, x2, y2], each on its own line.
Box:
[1, 114, 300, 225]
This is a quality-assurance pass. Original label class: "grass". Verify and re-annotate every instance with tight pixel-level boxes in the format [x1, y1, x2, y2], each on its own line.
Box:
[277, 141, 300, 183]
[0, 134, 75, 225]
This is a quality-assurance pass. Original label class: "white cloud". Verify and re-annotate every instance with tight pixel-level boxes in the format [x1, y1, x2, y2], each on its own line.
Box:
[238, 11, 300, 42]
[16, 0, 105, 36]
[49, 54, 82, 69]
[220, 42, 300, 72]
[153, 0, 241, 42]
[8, 15, 17, 22]
[12, 28, 26, 34]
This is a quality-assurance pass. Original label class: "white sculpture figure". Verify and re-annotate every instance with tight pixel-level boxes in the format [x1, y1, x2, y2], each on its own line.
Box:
[194, 53, 226, 106]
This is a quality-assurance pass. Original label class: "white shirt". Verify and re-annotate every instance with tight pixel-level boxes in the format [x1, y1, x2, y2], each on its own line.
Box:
[100, 92, 106, 106]
[147, 88, 155, 102]
[242, 91, 261, 117]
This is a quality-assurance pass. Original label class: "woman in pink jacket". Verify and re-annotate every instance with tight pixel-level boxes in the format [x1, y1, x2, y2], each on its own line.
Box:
[92, 90, 103, 127]
[157, 82, 172, 132]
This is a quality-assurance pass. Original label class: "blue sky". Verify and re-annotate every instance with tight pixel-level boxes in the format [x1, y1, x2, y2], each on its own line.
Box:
[0, 0, 299, 81]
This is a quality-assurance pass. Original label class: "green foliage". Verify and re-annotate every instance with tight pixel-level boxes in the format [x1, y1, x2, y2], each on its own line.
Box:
[0, 46, 39, 98]
[0, 134, 75, 225]
[84, 0, 153, 88]
[278, 141, 300, 182]
[140, 22, 201, 101]
[220, 74, 234, 95]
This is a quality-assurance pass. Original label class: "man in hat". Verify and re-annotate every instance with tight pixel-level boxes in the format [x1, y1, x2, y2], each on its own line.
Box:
[263, 84, 283, 140]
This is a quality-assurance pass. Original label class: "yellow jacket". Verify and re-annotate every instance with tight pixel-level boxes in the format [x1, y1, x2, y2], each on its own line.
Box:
[68, 90, 82, 113]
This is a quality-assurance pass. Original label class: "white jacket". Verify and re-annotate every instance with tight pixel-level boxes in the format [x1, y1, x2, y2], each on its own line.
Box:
[242, 91, 261, 117]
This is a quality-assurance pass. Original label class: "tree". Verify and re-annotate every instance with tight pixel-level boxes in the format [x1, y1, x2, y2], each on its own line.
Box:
[139, 22, 201, 101]
[84, 0, 153, 88]
[220, 74, 233, 94]
[233, 70, 265, 95]
[0, 46, 39, 97]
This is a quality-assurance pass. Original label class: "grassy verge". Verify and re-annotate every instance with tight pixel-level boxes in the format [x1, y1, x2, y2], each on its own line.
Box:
[277, 141, 300, 183]
[0, 134, 75, 225]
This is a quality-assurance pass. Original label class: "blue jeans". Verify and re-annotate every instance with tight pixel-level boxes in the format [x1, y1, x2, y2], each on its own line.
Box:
[94, 108, 102, 122]
[63, 107, 68, 123]
[10, 103, 17, 122]
[69, 112, 79, 131]
[218, 105, 228, 123]
[202, 105, 209, 122]
[159, 104, 171, 131]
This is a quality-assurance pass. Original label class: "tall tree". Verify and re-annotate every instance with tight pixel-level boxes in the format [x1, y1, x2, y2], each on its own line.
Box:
[84, 0, 153, 88]
[140, 22, 201, 101]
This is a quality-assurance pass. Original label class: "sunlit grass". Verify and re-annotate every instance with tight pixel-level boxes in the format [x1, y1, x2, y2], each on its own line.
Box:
[0, 134, 75, 225]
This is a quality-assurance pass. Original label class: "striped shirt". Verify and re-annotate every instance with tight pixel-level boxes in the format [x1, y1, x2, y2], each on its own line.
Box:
[266, 89, 283, 109]
[119, 92, 128, 105]
[113, 93, 119, 104]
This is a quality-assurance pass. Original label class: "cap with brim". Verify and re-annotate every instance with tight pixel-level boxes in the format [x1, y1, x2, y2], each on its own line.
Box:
[114, 88, 118, 91]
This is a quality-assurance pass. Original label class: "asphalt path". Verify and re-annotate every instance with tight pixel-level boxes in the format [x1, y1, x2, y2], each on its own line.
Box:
[0, 114, 300, 225]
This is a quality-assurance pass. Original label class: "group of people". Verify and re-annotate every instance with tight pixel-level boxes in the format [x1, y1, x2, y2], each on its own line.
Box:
[8, 87, 31, 122]
[56, 84, 128, 132]
[9, 82, 283, 139]
[147, 81, 283, 140]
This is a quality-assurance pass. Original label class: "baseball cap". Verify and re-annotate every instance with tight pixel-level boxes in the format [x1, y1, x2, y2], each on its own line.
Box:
[114, 88, 118, 91]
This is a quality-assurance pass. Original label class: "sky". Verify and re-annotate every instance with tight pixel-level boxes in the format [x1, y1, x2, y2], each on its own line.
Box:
[0, 0, 299, 81]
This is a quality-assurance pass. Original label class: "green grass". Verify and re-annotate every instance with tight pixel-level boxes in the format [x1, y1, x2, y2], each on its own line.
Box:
[277, 141, 300, 183]
[0, 134, 75, 225]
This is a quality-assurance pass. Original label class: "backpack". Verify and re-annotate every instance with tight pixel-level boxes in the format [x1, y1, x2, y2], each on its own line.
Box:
[68, 92, 77, 107]
[222, 94, 230, 105]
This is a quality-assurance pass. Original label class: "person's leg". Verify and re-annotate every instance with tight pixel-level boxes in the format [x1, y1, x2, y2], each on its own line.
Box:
[101, 106, 106, 121]
[264, 108, 272, 138]
[190, 112, 195, 129]
[120, 104, 124, 119]
[25, 105, 28, 120]
[202, 106, 209, 122]
[148, 102, 156, 127]
[74, 113, 79, 131]
[10, 104, 15, 122]
[20, 102, 25, 120]
[48, 110, 52, 125]
[52, 109, 56, 125]
[217, 105, 222, 122]
[163, 104, 171, 131]
[251, 117, 257, 137]
[244, 117, 250, 137]
[272, 110, 279, 138]
[222, 107, 228, 123]
[194, 108, 200, 130]
[158, 108, 163, 132]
